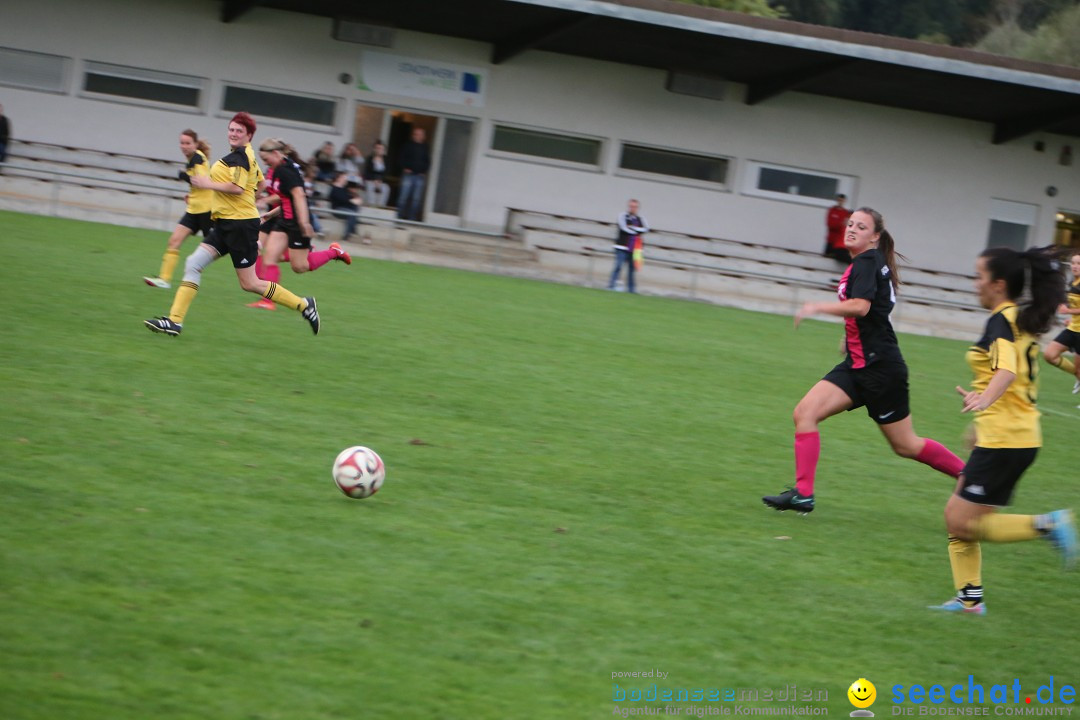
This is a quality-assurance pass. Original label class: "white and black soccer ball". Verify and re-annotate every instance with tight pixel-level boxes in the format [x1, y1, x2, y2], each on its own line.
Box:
[331, 446, 385, 499]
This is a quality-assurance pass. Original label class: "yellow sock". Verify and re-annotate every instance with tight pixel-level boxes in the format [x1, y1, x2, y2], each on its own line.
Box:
[159, 249, 180, 283]
[972, 514, 1039, 542]
[1049, 356, 1075, 375]
[263, 282, 306, 312]
[947, 535, 982, 599]
[169, 281, 198, 324]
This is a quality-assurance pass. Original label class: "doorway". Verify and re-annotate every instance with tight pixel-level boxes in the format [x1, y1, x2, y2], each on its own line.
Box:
[1054, 210, 1080, 250]
[352, 103, 475, 224]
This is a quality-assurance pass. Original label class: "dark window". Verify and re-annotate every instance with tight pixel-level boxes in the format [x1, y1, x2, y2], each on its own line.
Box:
[223, 85, 336, 127]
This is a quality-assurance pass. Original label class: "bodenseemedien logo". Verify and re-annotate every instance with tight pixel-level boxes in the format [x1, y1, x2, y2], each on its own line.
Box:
[849, 678, 877, 717]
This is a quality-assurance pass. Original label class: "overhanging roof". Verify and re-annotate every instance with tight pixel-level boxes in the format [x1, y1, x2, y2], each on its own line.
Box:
[223, 0, 1080, 143]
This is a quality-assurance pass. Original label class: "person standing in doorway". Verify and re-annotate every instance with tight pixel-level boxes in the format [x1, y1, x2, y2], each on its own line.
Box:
[607, 199, 650, 294]
[397, 127, 430, 222]
[823, 193, 851, 262]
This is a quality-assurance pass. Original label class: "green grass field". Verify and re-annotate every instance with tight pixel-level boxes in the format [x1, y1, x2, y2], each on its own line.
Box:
[1, 210, 1077, 719]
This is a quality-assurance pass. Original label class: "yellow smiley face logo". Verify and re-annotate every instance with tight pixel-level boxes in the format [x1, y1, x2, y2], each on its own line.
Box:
[848, 678, 876, 709]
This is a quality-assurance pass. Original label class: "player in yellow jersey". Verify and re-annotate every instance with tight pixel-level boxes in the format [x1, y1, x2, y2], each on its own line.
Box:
[1042, 251, 1080, 394]
[144, 112, 320, 337]
[930, 247, 1077, 615]
[142, 129, 213, 289]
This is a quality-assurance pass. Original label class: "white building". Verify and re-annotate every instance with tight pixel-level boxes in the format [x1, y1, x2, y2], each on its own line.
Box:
[2, 0, 1080, 273]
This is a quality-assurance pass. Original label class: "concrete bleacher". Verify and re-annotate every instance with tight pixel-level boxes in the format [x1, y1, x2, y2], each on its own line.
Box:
[507, 208, 984, 340]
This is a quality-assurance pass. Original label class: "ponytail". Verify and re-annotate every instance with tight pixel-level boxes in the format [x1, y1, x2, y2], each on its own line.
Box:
[980, 246, 1064, 335]
[856, 206, 906, 291]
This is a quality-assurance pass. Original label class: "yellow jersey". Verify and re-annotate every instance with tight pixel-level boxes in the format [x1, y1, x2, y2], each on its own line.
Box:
[1066, 280, 1080, 332]
[184, 149, 211, 214]
[966, 302, 1041, 449]
[209, 143, 262, 220]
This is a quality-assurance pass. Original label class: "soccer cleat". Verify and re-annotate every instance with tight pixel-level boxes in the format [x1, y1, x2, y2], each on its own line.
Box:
[302, 297, 320, 335]
[1073, 379, 1080, 394]
[143, 276, 171, 289]
[928, 597, 986, 615]
[144, 316, 182, 336]
[1044, 509, 1078, 570]
[246, 298, 276, 311]
[329, 242, 352, 265]
[762, 487, 815, 514]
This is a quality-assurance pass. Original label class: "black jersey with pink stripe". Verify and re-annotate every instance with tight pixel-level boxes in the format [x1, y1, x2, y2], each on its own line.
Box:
[267, 161, 304, 221]
[837, 248, 902, 369]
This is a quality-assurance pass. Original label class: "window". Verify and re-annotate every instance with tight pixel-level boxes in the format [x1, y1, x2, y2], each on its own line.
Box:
[743, 161, 855, 206]
[82, 61, 204, 109]
[222, 84, 338, 128]
[491, 125, 602, 167]
[618, 143, 729, 187]
[987, 199, 1038, 251]
[0, 46, 68, 93]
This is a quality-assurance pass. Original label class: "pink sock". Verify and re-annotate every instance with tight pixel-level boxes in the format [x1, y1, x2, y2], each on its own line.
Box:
[255, 255, 264, 279]
[916, 439, 964, 479]
[264, 263, 281, 284]
[794, 431, 820, 496]
[307, 249, 333, 271]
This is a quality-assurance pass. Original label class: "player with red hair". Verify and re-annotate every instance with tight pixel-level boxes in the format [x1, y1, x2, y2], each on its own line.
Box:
[145, 112, 321, 336]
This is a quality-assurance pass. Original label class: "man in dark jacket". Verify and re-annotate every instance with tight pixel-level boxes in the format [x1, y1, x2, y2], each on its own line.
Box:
[396, 127, 430, 221]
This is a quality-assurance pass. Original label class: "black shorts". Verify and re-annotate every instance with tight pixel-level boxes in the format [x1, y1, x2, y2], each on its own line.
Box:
[259, 218, 276, 235]
[178, 211, 212, 237]
[823, 360, 911, 425]
[205, 218, 260, 269]
[960, 446, 1038, 506]
[1053, 328, 1080, 353]
[270, 218, 312, 250]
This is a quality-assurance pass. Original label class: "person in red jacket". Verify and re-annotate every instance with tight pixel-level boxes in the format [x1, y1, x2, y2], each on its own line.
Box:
[823, 193, 851, 262]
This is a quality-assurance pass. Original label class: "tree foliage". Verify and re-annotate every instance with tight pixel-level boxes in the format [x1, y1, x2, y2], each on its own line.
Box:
[676, 0, 783, 18]
[669, 0, 1080, 66]
[975, 3, 1080, 66]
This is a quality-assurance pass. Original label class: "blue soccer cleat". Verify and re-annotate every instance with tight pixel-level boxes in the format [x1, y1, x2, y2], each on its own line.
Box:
[928, 597, 986, 615]
[1044, 509, 1078, 570]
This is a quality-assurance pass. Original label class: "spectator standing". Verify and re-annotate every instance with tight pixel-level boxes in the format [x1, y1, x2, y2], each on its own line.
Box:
[397, 127, 430, 221]
[823, 193, 851, 262]
[0, 103, 10, 165]
[607, 199, 650, 294]
[364, 140, 391, 207]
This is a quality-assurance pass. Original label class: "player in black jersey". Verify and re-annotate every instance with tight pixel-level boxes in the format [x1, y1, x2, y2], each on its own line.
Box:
[763, 208, 965, 513]
[247, 139, 350, 311]
[1043, 252, 1080, 394]
[930, 247, 1076, 614]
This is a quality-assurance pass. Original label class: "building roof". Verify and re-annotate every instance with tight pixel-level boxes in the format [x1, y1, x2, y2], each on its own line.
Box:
[224, 0, 1080, 143]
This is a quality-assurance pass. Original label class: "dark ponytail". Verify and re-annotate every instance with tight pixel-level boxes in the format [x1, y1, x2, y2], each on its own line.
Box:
[856, 206, 905, 291]
[980, 246, 1064, 336]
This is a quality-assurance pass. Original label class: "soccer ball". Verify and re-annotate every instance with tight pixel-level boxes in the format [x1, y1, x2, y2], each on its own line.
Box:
[331, 446, 385, 499]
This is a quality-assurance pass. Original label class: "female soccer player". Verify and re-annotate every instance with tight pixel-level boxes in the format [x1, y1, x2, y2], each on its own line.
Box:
[246, 139, 350, 311]
[142, 129, 212, 289]
[929, 247, 1076, 614]
[144, 112, 320, 336]
[762, 207, 965, 513]
[1042, 251, 1080, 394]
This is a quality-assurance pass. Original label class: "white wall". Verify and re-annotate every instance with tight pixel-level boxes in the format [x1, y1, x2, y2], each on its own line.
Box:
[2, 0, 1078, 273]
